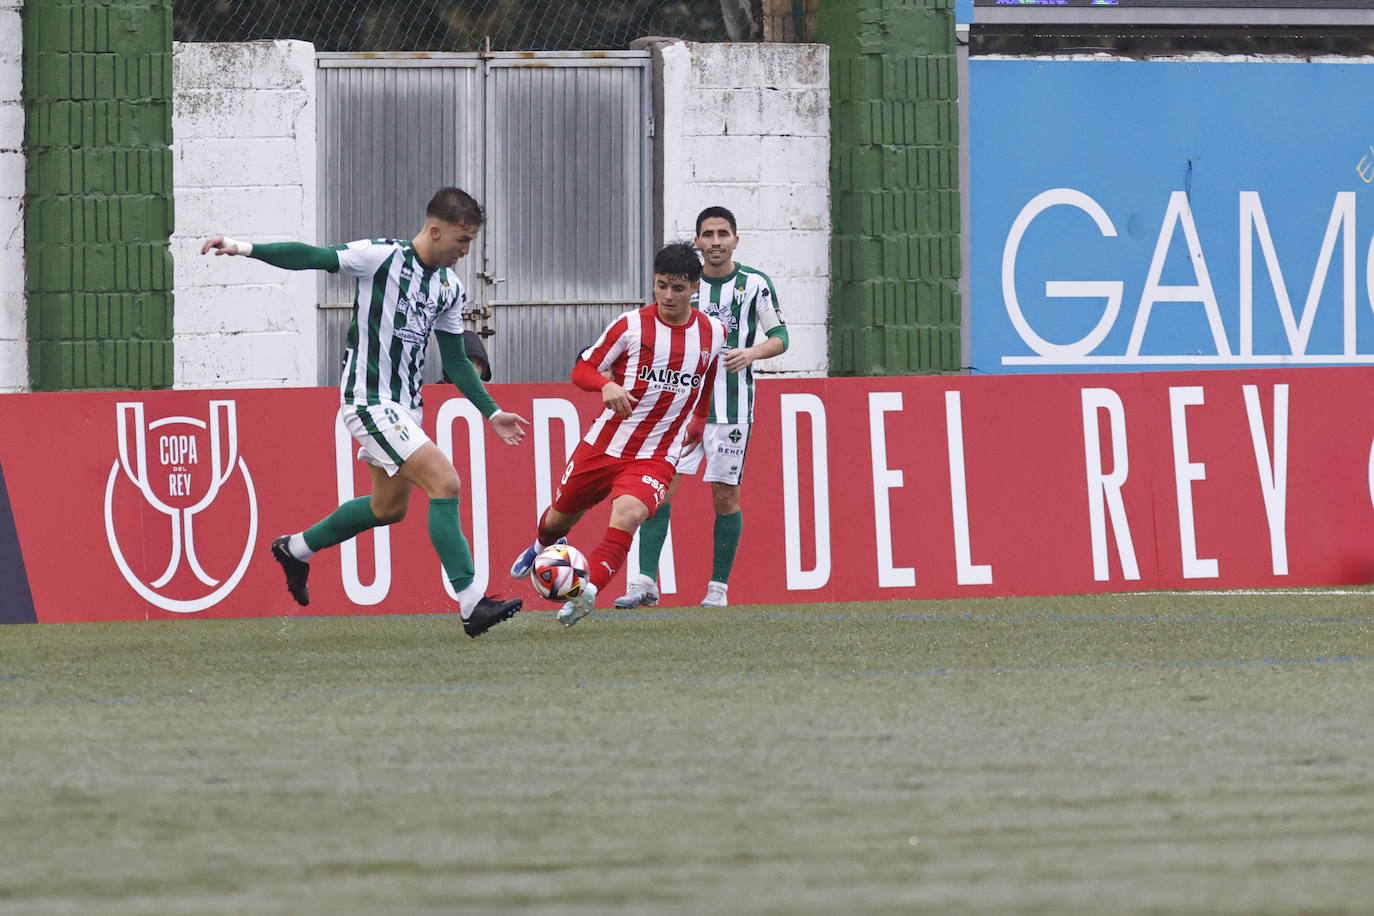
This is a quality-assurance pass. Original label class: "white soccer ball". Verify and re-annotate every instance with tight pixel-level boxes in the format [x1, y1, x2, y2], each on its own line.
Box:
[529, 543, 589, 601]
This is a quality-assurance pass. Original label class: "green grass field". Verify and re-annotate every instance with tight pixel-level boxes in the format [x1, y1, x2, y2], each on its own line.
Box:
[2, 591, 1372, 914]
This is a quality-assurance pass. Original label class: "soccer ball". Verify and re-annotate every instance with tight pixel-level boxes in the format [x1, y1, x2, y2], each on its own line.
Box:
[529, 543, 589, 601]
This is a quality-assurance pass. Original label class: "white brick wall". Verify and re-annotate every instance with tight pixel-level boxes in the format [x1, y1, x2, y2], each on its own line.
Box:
[172, 40, 317, 389]
[0, 0, 24, 392]
[662, 41, 830, 378]
[6, 39, 825, 391]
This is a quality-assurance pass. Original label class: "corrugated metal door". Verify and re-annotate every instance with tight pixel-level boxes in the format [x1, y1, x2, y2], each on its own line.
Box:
[481, 57, 653, 381]
[315, 52, 651, 386]
[315, 55, 482, 387]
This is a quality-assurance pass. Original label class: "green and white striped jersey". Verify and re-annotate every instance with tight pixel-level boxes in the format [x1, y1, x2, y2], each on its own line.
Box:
[333, 239, 467, 411]
[695, 263, 785, 424]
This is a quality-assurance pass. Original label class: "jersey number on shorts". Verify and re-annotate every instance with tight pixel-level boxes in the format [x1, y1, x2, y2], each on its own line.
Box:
[384, 407, 411, 441]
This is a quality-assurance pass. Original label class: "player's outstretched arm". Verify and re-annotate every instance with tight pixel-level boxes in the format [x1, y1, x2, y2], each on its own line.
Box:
[435, 331, 527, 446]
[199, 236, 340, 272]
[200, 236, 247, 256]
[487, 410, 528, 446]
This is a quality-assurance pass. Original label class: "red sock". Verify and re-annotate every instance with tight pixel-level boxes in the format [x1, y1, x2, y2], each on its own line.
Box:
[587, 526, 634, 591]
[537, 507, 569, 547]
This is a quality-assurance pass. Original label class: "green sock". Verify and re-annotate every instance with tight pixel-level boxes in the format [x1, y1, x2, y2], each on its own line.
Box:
[428, 497, 475, 592]
[712, 510, 742, 583]
[302, 497, 383, 551]
[637, 502, 672, 579]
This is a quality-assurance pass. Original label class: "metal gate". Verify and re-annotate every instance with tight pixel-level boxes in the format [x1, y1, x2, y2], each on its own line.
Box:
[315, 51, 653, 385]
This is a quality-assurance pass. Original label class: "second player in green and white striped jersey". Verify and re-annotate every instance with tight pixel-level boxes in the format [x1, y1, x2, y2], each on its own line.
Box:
[695, 263, 786, 424]
[334, 238, 467, 412]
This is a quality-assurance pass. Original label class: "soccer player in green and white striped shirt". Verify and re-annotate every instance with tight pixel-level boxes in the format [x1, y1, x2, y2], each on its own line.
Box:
[616, 206, 789, 609]
[200, 187, 530, 637]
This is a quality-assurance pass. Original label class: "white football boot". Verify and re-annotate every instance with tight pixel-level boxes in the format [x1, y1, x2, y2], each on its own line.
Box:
[700, 580, 729, 608]
[557, 582, 597, 627]
[614, 573, 660, 609]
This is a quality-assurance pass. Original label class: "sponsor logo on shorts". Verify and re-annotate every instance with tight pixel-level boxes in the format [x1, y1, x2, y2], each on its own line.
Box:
[641, 474, 667, 505]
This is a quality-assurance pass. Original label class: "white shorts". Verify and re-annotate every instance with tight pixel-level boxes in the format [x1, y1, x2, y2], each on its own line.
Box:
[674, 422, 750, 485]
[340, 402, 431, 477]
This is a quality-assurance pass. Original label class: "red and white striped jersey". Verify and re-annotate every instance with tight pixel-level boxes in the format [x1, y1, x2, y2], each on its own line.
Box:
[579, 304, 727, 461]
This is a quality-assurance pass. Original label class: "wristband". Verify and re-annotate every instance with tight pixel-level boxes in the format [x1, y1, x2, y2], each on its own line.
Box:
[223, 237, 253, 256]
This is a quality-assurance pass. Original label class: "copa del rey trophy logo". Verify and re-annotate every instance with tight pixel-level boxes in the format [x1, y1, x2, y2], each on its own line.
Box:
[104, 400, 259, 613]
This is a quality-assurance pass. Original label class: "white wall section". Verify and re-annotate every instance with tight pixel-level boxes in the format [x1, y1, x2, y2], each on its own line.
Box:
[662, 41, 830, 378]
[172, 41, 318, 389]
[0, 0, 24, 392]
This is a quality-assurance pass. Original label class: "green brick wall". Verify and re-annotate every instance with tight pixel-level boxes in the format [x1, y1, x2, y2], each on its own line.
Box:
[23, 0, 174, 390]
[818, 0, 961, 375]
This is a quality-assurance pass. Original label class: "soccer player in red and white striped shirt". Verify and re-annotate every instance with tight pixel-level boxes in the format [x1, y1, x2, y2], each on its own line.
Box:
[509, 242, 727, 626]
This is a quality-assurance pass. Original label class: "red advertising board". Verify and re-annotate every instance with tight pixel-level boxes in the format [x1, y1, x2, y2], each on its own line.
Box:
[1, 368, 1370, 624]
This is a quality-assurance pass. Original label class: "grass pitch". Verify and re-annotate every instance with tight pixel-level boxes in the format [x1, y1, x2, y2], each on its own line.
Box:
[2, 592, 1372, 914]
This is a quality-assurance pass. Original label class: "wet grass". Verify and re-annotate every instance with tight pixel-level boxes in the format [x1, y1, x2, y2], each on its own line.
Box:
[1, 591, 1372, 914]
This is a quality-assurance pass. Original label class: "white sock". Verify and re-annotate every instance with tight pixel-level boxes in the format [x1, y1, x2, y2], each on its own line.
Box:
[456, 581, 484, 619]
[287, 533, 314, 562]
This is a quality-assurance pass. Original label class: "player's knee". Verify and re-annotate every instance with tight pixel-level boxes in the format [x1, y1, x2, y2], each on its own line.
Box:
[712, 485, 741, 515]
[375, 504, 408, 525]
[431, 479, 461, 501]
[611, 498, 650, 529]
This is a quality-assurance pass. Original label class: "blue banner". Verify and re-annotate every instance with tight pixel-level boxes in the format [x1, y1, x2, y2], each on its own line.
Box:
[0, 461, 37, 624]
[970, 59, 1374, 373]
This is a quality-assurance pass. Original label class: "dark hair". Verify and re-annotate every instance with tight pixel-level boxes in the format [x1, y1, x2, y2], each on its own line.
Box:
[440, 330, 493, 384]
[427, 187, 485, 227]
[695, 205, 737, 236]
[654, 241, 703, 284]
[462, 330, 492, 381]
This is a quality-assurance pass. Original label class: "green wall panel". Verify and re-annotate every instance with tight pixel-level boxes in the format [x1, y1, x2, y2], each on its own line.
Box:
[23, 0, 174, 391]
[820, 0, 961, 375]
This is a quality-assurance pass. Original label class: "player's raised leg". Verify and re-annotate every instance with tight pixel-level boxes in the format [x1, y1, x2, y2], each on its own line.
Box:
[510, 507, 573, 577]
[269, 536, 313, 606]
[269, 461, 404, 606]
